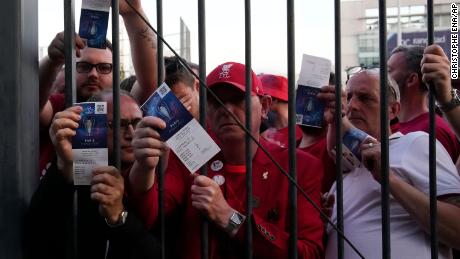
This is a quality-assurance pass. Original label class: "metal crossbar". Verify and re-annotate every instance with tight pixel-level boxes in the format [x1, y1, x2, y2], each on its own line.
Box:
[123, 1, 365, 258]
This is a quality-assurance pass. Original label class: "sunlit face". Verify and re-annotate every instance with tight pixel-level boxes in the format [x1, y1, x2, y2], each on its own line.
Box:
[387, 52, 408, 94]
[76, 47, 113, 102]
[171, 81, 200, 120]
[346, 72, 381, 138]
[207, 84, 265, 147]
[106, 95, 142, 165]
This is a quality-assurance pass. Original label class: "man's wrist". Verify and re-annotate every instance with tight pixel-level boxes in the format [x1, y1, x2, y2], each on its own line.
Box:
[224, 210, 246, 236]
[438, 89, 460, 113]
[105, 209, 128, 227]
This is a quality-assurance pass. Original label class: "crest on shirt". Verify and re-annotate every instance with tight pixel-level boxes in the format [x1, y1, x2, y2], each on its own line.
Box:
[210, 160, 224, 171]
[219, 64, 233, 79]
[212, 175, 225, 186]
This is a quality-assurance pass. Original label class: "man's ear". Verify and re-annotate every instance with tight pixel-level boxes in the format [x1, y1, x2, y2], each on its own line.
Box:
[388, 101, 401, 121]
[194, 79, 200, 93]
[406, 72, 419, 88]
[260, 95, 272, 119]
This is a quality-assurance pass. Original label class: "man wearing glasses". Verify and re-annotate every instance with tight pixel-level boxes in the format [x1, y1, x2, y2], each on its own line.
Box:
[38, 0, 158, 176]
[320, 68, 460, 259]
[26, 90, 160, 259]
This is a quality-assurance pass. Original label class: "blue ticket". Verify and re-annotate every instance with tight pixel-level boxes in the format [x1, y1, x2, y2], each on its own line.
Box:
[72, 102, 108, 185]
[295, 85, 325, 128]
[72, 102, 108, 149]
[141, 83, 195, 141]
[79, 9, 109, 49]
[342, 127, 369, 160]
[141, 83, 220, 173]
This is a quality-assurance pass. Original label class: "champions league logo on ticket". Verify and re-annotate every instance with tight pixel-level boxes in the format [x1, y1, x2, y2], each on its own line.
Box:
[141, 83, 220, 173]
[79, 0, 110, 49]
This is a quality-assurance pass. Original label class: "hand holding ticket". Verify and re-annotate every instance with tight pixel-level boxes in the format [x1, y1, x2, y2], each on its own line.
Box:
[296, 54, 332, 128]
[141, 83, 220, 173]
[72, 102, 109, 185]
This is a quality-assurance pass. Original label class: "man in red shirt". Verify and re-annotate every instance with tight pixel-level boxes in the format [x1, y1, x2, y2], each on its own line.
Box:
[128, 62, 325, 258]
[258, 73, 302, 148]
[39, 0, 159, 176]
[387, 45, 460, 162]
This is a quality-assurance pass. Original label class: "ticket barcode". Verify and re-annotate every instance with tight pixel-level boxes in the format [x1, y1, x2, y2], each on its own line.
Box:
[296, 114, 303, 124]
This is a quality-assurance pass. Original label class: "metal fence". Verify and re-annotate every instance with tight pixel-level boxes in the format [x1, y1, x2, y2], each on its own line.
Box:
[0, 0, 442, 258]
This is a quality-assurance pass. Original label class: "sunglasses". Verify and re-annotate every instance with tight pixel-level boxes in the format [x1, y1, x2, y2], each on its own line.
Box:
[346, 66, 399, 101]
[76, 62, 113, 74]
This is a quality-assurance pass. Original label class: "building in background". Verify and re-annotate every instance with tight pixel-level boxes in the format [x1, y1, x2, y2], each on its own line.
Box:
[119, 17, 192, 79]
[341, 0, 456, 77]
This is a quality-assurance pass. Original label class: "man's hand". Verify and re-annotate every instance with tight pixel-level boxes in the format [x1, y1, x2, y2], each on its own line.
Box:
[132, 116, 168, 170]
[47, 32, 86, 66]
[360, 138, 383, 182]
[49, 106, 82, 180]
[317, 85, 347, 125]
[91, 166, 125, 224]
[321, 193, 335, 220]
[421, 44, 452, 104]
[191, 175, 234, 230]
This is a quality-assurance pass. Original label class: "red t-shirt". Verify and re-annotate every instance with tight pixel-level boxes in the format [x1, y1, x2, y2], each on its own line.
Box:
[299, 137, 336, 194]
[129, 138, 325, 259]
[399, 112, 460, 162]
[262, 126, 303, 148]
[39, 94, 65, 177]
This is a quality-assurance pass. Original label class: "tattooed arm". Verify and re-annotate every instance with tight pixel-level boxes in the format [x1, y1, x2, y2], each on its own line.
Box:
[120, 0, 159, 104]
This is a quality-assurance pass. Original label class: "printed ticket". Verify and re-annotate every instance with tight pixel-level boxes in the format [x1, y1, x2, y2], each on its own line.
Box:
[79, 0, 110, 49]
[295, 54, 331, 128]
[141, 83, 221, 173]
[332, 127, 372, 171]
[72, 102, 108, 185]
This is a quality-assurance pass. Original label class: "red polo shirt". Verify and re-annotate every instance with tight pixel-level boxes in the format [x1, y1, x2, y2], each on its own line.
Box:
[129, 138, 324, 259]
[299, 137, 336, 194]
[399, 112, 460, 162]
[39, 94, 65, 177]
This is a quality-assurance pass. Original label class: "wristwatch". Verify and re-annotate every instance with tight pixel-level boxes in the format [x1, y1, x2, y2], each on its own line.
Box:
[225, 210, 246, 233]
[105, 210, 128, 228]
[438, 88, 460, 113]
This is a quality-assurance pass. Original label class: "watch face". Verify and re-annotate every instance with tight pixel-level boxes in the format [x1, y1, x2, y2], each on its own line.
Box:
[231, 213, 242, 225]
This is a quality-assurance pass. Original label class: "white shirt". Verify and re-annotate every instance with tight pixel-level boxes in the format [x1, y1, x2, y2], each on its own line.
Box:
[326, 131, 460, 259]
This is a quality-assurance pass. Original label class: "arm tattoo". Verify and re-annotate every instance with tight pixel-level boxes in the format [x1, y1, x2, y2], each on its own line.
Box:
[139, 26, 157, 49]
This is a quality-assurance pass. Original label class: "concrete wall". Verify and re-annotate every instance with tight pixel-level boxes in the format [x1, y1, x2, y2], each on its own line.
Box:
[0, 0, 39, 257]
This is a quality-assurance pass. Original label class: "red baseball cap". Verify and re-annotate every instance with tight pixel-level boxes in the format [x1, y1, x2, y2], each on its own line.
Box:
[258, 74, 288, 101]
[206, 62, 264, 96]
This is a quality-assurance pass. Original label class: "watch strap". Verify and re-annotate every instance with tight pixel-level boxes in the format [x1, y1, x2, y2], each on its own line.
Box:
[105, 210, 128, 228]
[439, 89, 460, 113]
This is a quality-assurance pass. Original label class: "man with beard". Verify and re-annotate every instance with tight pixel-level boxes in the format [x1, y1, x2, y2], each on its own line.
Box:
[39, 0, 158, 176]
[26, 90, 160, 259]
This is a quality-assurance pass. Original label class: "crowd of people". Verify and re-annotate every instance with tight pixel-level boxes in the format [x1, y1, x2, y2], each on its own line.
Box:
[24, 0, 460, 258]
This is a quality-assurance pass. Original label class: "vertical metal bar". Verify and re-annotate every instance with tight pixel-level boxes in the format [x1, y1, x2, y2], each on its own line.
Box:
[64, 0, 76, 107]
[427, 1, 438, 258]
[64, 1, 77, 258]
[333, 0, 344, 258]
[378, 0, 391, 258]
[287, 0, 297, 258]
[244, 1, 253, 259]
[197, 1, 208, 258]
[111, 0, 121, 170]
[156, 0, 166, 258]
[0, 1, 38, 257]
